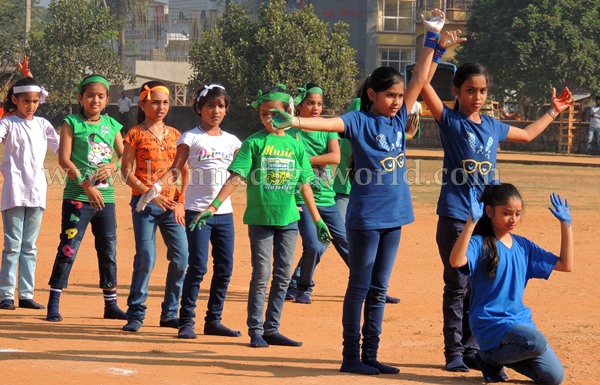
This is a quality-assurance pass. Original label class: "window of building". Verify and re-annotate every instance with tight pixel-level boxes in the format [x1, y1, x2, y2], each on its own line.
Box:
[447, 0, 475, 11]
[382, 0, 416, 33]
[379, 47, 414, 74]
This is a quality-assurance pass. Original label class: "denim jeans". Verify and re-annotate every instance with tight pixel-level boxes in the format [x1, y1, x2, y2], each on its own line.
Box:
[480, 324, 564, 385]
[436, 216, 479, 359]
[48, 200, 118, 289]
[125, 196, 188, 322]
[179, 211, 235, 327]
[342, 227, 401, 361]
[585, 126, 600, 154]
[334, 193, 350, 221]
[289, 204, 349, 295]
[247, 223, 298, 336]
[0, 207, 44, 301]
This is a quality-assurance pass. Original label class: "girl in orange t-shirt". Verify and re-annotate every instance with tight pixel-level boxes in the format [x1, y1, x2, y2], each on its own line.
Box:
[120, 81, 189, 332]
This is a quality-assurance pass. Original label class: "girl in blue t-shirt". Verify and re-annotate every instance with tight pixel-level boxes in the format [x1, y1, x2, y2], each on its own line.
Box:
[449, 183, 573, 384]
[420, 35, 575, 372]
[269, 9, 447, 375]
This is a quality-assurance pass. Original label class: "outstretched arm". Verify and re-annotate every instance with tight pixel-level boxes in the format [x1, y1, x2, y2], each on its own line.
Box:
[548, 193, 574, 272]
[506, 87, 573, 143]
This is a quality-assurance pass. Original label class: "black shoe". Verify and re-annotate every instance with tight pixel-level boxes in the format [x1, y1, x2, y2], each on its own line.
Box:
[18, 299, 45, 309]
[385, 295, 400, 304]
[160, 318, 179, 328]
[0, 299, 16, 310]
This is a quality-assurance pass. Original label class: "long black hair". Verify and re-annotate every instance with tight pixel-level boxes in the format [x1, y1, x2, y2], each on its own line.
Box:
[452, 62, 490, 112]
[356, 66, 404, 112]
[2, 77, 40, 115]
[473, 183, 523, 279]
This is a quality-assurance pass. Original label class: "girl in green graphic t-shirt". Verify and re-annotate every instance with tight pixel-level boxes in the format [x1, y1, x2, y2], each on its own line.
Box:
[188, 85, 331, 348]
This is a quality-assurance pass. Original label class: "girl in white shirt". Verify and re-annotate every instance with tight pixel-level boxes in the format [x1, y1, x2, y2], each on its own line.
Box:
[0, 77, 59, 310]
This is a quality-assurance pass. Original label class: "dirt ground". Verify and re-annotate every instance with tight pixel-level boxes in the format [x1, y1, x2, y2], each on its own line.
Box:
[1, 149, 599, 385]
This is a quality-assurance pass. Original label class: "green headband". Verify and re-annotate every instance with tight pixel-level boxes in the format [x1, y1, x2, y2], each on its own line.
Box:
[346, 98, 361, 112]
[78, 75, 110, 93]
[293, 85, 323, 106]
[251, 84, 291, 109]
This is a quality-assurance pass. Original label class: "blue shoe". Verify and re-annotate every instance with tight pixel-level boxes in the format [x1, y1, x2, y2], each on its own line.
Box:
[0, 299, 16, 310]
[294, 293, 312, 304]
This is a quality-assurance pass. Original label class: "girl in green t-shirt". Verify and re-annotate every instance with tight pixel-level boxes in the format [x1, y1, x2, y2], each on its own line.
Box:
[189, 85, 331, 348]
[46, 74, 125, 322]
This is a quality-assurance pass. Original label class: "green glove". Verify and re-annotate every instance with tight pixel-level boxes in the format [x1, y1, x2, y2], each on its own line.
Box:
[315, 219, 332, 244]
[268, 108, 293, 130]
[189, 210, 213, 231]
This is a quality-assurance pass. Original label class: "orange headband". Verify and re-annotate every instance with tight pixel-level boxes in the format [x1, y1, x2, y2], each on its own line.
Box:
[139, 85, 170, 101]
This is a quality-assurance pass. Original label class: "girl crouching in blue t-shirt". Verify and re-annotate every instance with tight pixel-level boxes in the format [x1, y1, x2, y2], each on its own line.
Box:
[450, 184, 573, 384]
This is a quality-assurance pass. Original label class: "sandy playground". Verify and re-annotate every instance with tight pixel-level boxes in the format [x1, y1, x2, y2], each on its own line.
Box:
[0, 149, 599, 385]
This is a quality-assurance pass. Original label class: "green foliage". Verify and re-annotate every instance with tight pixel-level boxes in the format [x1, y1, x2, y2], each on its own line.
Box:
[27, 0, 135, 118]
[456, 0, 600, 118]
[188, 0, 358, 137]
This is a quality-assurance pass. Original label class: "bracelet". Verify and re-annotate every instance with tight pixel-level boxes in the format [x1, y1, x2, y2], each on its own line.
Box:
[152, 182, 162, 194]
[76, 173, 86, 186]
[424, 31, 440, 49]
[547, 108, 558, 119]
[297, 116, 302, 128]
[433, 44, 446, 63]
[211, 198, 222, 209]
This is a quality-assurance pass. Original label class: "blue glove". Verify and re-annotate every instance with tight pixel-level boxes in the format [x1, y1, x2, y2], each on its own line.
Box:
[549, 193, 571, 225]
[315, 219, 332, 244]
[189, 210, 213, 231]
[469, 187, 484, 222]
[268, 109, 294, 130]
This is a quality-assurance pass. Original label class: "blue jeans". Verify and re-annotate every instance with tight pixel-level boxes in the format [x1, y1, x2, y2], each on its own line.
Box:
[480, 324, 564, 385]
[179, 211, 235, 326]
[437, 216, 479, 359]
[247, 223, 298, 336]
[585, 125, 600, 154]
[125, 196, 188, 322]
[334, 193, 350, 220]
[342, 227, 401, 361]
[49, 200, 118, 289]
[0, 207, 44, 301]
[289, 204, 349, 295]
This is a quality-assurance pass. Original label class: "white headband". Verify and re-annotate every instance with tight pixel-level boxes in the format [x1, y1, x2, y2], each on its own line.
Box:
[197, 84, 225, 101]
[13, 85, 49, 104]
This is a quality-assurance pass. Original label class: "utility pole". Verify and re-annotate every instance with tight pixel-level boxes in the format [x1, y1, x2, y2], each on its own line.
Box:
[25, 0, 31, 45]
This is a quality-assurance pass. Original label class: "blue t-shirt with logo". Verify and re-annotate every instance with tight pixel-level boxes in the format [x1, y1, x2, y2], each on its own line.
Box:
[461, 234, 557, 350]
[437, 106, 510, 221]
[339, 106, 414, 230]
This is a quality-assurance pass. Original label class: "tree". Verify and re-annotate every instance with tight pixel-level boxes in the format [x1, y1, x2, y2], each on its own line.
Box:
[0, 0, 44, 99]
[27, 0, 135, 118]
[456, 0, 600, 118]
[188, 0, 358, 137]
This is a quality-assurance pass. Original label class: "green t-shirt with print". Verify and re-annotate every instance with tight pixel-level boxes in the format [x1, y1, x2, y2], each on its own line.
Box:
[228, 130, 313, 226]
[333, 137, 352, 196]
[287, 128, 338, 207]
[62, 114, 122, 203]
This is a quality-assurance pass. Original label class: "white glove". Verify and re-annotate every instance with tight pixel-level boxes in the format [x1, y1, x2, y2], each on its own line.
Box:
[421, 9, 445, 33]
[135, 183, 162, 212]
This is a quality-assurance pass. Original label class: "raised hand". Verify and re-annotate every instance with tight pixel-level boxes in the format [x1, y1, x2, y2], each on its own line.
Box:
[189, 210, 213, 231]
[135, 185, 160, 212]
[268, 109, 294, 130]
[552, 87, 574, 114]
[469, 187, 484, 222]
[18, 55, 32, 77]
[421, 8, 445, 33]
[549, 193, 571, 225]
[314, 219, 332, 244]
[439, 29, 467, 49]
